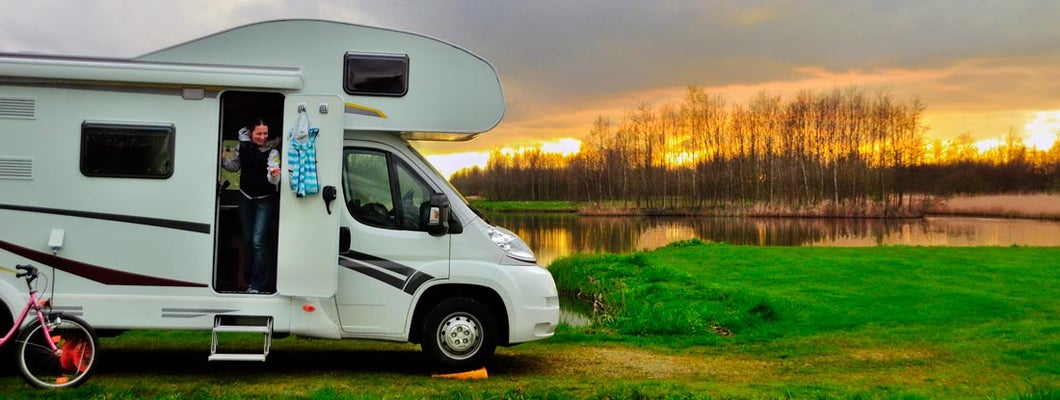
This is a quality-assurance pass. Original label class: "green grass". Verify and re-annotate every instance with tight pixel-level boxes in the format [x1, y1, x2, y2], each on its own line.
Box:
[468, 200, 579, 213]
[551, 240, 1060, 398]
[1, 242, 1057, 399]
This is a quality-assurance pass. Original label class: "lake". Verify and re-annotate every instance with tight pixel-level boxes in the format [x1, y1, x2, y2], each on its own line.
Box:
[482, 213, 1060, 266]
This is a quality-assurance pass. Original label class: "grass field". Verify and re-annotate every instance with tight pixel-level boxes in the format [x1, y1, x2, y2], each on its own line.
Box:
[551, 241, 1060, 399]
[468, 200, 579, 213]
[1, 243, 1057, 399]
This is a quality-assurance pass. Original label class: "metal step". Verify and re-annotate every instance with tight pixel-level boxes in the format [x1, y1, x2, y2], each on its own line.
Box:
[210, 315, 272, 362]
[213, 325, 271, 334]
[208, 353, 268, 362]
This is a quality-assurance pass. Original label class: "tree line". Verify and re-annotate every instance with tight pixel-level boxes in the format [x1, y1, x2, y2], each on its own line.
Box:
[451, 86, 1060, 214]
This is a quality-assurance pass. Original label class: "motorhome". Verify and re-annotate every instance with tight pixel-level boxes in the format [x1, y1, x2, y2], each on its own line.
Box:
[0, 19, 559, 371]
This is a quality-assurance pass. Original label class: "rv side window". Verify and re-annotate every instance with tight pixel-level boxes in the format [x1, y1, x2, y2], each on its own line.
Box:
[80, 121, 175, 179]
[343, 53, 408, 97]
[342, 148, 433, 232]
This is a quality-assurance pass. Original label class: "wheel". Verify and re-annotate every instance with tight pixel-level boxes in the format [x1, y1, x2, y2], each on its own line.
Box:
[420, 297, 497, 372]
[15, 314, 99, 389]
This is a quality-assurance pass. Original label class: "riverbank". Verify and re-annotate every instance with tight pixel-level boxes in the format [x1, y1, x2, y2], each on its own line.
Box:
[576, 200, 928, 218]
[469, 200, 579, 213]
[474, 193, 1060, 220]
[927, 193, 1060, 220]
[474, 199, 930, 218]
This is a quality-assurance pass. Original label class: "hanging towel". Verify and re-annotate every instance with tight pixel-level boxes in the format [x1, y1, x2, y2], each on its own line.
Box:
[287, 109, 320, 197]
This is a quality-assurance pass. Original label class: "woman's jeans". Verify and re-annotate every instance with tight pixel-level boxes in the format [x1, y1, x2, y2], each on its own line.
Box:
[239, 194, 277, 292]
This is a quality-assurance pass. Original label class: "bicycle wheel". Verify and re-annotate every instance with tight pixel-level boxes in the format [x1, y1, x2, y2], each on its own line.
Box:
[15, 314, 99, 389]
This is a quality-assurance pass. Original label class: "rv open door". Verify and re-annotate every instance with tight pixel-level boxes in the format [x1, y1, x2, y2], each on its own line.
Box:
[276, 95, 342, 297]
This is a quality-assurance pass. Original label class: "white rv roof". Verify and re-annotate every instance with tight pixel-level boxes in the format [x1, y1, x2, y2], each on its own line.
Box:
[138, 19, 505, 139]
[0, 19, 505, 140]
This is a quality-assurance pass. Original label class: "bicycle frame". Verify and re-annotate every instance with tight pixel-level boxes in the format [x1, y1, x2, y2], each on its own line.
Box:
[0, 277, 59, 354]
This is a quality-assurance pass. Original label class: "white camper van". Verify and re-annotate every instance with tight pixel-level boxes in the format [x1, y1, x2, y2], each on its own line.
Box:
[0, 19, 559, 370]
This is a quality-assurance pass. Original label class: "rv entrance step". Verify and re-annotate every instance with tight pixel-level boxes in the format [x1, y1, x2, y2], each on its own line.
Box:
[209, 315, 272, 362]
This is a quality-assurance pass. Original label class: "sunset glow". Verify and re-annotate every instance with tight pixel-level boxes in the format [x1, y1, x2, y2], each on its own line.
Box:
[428, 138, 583, 179]
[426, 152, 489, 180]
[1023, 111, 1060, 151]
[963, 110, 1060, 154]
[454, 106, 1060, 173]
[975, 139, 1002, 154]
[499, 138, 582, 157]
[540, 138, 582, 156]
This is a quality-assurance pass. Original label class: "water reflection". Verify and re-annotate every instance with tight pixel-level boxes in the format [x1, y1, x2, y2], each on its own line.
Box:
[483, 213, 1060, 266]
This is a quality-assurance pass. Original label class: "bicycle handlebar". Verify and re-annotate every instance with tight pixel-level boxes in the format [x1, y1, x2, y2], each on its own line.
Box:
[15, 264, 38, 279]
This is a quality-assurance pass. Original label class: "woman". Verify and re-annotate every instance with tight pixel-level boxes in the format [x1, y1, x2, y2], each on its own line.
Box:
[221, 119, 280, 294]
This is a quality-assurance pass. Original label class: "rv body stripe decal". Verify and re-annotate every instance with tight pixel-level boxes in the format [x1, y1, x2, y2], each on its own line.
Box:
[162, 307, 237, 318]
[338, 251, 434, 294]
[0, 204, 211, 234]
[344, 102, 387, 119]
[339, 257, 405, 289]
[404, 271, 433, 295]
[49, 305, 83, 317]
[347, 250, 418, 277]
[0, 239, 208, 287]
[161, 308, 238, 313]
[163, 313, 205, 318]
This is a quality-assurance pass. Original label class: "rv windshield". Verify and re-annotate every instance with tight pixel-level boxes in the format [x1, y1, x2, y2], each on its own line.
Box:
[405, 144, 484, 220]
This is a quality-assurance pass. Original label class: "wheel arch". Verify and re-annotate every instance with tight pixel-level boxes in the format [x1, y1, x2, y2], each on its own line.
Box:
[0, 296, 11, 334]
[408, 283, 509, 346]
[0, 281, 18, 374]
[0, 279, 22, 329]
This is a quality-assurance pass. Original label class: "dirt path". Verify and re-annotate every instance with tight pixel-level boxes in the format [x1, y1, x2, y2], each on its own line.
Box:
[493, 345, 767, 381]
[95, 341, 740, 380]
[88, 338, 948, 393]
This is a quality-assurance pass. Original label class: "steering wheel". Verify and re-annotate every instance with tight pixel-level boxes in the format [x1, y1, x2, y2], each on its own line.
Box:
[360, 203, 393, 227]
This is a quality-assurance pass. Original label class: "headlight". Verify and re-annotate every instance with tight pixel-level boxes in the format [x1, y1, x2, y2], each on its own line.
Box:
[487, 225, 536, 263]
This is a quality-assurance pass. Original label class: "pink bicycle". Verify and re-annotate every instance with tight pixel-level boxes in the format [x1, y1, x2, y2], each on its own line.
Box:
[2, 264, 98, 388]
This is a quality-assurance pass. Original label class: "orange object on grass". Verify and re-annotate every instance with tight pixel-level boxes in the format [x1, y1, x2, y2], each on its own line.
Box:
[59, 338, 92, 373]
[431, 367, 488, 380]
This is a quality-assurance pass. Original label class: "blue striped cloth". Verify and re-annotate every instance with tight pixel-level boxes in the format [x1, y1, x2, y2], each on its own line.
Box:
[288, 111, 320, 197]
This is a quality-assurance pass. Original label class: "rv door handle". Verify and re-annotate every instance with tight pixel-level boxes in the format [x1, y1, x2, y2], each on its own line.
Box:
[322, 185, 337, 215]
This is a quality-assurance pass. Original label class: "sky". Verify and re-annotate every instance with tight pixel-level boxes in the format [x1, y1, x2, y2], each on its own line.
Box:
[4, 0, 1060, 177]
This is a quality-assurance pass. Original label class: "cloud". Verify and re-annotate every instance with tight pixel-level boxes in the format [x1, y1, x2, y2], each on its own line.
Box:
[726, 6, 780, 27]
[4, 0, 1060, 154]
[0, 0, 383, 57]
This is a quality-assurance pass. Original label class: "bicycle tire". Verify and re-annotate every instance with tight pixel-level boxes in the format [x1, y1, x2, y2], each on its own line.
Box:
[15, 314, 99, 389]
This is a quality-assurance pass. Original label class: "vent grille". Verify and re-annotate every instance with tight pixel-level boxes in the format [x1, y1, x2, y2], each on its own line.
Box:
[0, 157, 33, 180]
[0, 97, 36, 119]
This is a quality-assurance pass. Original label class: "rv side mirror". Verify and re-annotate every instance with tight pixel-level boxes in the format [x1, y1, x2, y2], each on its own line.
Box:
[426, 192, 450, 237]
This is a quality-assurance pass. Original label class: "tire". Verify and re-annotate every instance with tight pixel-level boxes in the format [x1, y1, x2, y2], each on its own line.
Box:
[15, 314, 99, 389]
[420, 297, 497, 372]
